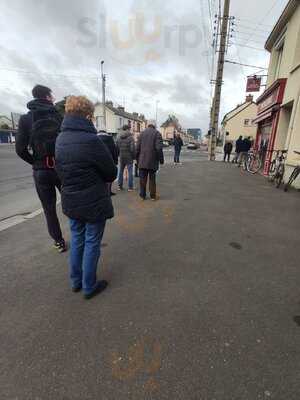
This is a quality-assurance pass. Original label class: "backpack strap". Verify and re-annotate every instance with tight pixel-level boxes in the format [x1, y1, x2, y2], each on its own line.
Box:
[45, 156, 55, 169]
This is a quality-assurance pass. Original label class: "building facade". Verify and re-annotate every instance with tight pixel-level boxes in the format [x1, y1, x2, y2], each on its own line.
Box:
[254, 0, 300, 181]
[221, 95, 258, 144]
[160, 115, 193, 143]
[187, 128, 202, 142]
[94, 101, 147, 141]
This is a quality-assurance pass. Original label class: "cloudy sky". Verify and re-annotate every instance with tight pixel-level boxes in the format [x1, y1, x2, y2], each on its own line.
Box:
[0, 0, 288, 130]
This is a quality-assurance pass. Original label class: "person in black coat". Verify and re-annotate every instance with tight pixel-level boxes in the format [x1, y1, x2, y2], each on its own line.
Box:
[223, 141, 233, 162]
[232, 135, 243, 164]
[136, 124, 164, 200]
[55, 96, 117, 299]
[15, 84, 66, 252]
[97, 130, 118, 196]
[238, 137, 252, 167]
[174, 132, 184, 164]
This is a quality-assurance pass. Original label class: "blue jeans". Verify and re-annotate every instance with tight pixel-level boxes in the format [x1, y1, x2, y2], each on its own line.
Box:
[118, 162, 134, 189]
[69, 218, 106, 295]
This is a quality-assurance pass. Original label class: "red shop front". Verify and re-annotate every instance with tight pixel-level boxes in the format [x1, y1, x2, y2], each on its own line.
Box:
[253, 78, 287, 175]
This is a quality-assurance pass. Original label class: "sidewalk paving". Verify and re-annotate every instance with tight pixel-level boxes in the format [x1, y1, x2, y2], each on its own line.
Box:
[1, 159, 300, 399]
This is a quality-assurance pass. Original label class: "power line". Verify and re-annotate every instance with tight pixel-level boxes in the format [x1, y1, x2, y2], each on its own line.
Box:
[235, 30, 268, 39]
[208, 0, 214, 36]
[237, 24, 270, 33]
[225, 60, 268, 70]
[199, 0, 213, 88]
[232, 34, 267, 45]
[232, 43, 266, 52]
[234, 17, 273, 28]
[242, 0, 283, 45]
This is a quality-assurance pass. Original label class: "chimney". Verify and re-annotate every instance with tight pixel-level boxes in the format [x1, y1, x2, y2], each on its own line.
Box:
[246, 94, 254, 103]
[118, 106, 125, 112]
[106, 101, 113, 107]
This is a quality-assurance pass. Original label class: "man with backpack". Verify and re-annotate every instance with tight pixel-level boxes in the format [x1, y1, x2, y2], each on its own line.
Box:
[16, 85, 66, 253]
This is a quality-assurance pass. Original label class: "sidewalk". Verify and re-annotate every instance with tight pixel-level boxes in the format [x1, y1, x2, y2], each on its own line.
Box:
[1, 160, 300, 399]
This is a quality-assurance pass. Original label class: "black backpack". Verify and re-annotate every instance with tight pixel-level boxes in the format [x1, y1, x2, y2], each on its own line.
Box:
[30, 110, 61, 168]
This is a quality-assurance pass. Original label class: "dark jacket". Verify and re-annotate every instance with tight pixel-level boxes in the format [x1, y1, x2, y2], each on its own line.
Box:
[136, 127, 164, 171]
[174, 135, 183, 150]
[116, 129, 135, 164]
[55, 115, 118, 223]
[15, 99, 62, 169]
[242, 138, 252, 152]
[224, 142, 233, 154]
[235, 138, 243, 153]
[97, 132, 118, 164]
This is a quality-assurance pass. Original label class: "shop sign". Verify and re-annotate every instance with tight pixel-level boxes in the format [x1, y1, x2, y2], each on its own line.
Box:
[246, 76, 262, 92]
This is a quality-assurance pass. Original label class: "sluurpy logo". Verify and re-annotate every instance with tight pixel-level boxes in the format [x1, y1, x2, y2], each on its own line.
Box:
[77, 12, 203, 66]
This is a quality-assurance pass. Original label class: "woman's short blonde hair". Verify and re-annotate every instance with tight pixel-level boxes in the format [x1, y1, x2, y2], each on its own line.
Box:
[65, 96, 95, 118]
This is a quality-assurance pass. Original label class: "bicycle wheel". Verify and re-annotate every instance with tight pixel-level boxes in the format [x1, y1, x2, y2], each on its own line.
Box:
[275, 164, 284, 188]
[284, 167, 300, 192]
[248, 155, 262, 174]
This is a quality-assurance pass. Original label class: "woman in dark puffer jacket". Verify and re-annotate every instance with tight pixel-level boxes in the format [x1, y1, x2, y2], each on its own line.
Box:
[55, 96, 117, 299]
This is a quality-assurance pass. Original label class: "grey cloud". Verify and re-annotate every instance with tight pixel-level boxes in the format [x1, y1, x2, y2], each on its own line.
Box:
[0, 0, 281, 132]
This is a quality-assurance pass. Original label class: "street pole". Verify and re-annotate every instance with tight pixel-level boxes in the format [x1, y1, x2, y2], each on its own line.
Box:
[100, 60, 106, 130]
[209, 0, 230, 160]
[155, 100, 160, 127]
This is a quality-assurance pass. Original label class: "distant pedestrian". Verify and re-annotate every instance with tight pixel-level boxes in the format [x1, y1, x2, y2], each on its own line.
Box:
[98, 130, 118, 196]
[55, 96, 117, 299]
[116, 125, 135, 191]
[15, 84, 66, 253]
[232, 135, 243, 164]
[174, 132, 183, 164]
[136, 123, 164, 201]
[223, 141, 233, 162]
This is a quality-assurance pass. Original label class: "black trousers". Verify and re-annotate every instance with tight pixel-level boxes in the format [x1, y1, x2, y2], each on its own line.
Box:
[174, 148, 181, 163]
[223, 152, 231, 162]
[33, 169, 63, 242]
[139, 169, 156, 199]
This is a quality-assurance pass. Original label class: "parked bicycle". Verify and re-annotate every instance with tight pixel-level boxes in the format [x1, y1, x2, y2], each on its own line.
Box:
[284, 151, 300, 192]
[240, 150, 263, 174]
[268, 150, 287, 188]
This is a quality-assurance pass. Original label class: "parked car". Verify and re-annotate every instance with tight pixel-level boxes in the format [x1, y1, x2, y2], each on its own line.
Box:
[163, 140, 170, 147]
[187, 142, 198, 150]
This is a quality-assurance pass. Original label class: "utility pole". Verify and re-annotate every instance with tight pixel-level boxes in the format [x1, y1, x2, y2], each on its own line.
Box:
[100, 60, 106, 130]
[155, 100, 160, 127]
[209, 0, 230, 160]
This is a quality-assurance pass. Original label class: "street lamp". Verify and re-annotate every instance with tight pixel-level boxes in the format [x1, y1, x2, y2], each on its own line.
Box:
[100, 60, 106, 130]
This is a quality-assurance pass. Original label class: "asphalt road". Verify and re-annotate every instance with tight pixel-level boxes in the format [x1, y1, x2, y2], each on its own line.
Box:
[1, 158, 300, 399]
[0, 144, 205, 223]
[0, 145, 40, 222]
